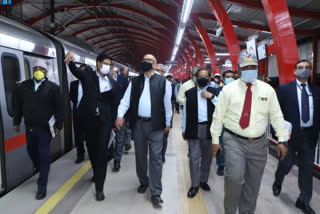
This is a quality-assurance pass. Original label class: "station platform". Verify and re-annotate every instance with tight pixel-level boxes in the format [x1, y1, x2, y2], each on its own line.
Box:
[0, 114, 320, 214]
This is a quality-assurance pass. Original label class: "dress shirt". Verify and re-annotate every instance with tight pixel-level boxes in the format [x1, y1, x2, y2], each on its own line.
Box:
[34, 78, 45, 92]
[96, 71, 112, 92]
[296, 79, 313, 127]
[177, 79, 195, 104]
[210, 79, 287, 144]
[117, 74, 172, 127]
[76, 81, 83, 108]
[182, 86, 216, 132]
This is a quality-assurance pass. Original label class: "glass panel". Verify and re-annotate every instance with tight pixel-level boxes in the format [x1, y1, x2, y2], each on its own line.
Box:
[1, 53, 21, 117]
[24, 58, 31, 80]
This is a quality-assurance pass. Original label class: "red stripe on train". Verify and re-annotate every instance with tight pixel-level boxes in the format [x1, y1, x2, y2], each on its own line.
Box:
[4, 134, 26, 153]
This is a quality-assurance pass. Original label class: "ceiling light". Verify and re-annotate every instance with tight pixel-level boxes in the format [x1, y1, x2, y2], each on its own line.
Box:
[182, 0, 194, 24]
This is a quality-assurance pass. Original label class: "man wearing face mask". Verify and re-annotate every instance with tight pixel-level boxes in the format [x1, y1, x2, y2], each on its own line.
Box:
[272, 60, 320, 214]
[177, 67, 198, 104]
[210, 53, 288, 214]
[182, 68, 219, 198]
[116, 54, 172, 208]
[13, 62, 64, 200]
[64, 51, 116, 201]
[113, 67, 132, 172]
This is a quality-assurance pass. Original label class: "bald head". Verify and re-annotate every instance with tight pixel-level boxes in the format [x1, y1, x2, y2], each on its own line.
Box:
[142, 54, 157, 64]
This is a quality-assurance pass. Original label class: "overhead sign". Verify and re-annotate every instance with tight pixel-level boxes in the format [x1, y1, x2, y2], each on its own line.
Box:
[246, 39, 257, 59]
[257, 44, 267, 60]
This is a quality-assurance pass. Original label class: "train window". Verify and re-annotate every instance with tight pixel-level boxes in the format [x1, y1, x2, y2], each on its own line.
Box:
[1, 53, 21, 117]
[24, 58, 31, 79]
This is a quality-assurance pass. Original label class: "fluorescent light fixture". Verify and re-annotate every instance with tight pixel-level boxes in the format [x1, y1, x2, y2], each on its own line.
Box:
[216, 53, 230, 56]
[181, 0, 194, 24]
[176, 28, 185, 45]
[170, 0, 194, 62]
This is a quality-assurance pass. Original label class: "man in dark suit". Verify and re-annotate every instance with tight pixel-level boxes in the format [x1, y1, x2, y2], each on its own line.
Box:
[65, 51, 116, 201]
[70, 64, 86, 164]
[273, 59, 320, 214]
[113, 67, 132, 172]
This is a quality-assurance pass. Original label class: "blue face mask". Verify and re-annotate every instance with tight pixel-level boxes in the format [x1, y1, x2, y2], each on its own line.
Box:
[224, 77, 234, 85]
[241, 69, 258, 83]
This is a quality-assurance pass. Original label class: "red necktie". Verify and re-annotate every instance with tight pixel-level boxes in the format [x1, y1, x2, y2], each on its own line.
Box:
[239, 83, 252, 129]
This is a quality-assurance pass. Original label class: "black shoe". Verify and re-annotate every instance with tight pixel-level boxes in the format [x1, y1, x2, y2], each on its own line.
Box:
[75, 156, 84, 164]
[187, 187, 199, 198]
[272, 182, 282, 197]
[216, 166, 224, 176]
[137, 184, 149, 193]
[124, 144, 132, 152]
[112, 161, 120, 172]
[96, 192, 105, 201]
[35, 189, 46, 200]
[295, 199, 315, 214]
[151, 195, 163, 208]
[200, 182, 211, 191]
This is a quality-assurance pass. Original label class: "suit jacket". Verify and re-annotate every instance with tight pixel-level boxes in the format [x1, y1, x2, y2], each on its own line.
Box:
[68, 62, 116, 125]
[277, 80, 320, 147]
[70, 80, 80, 112]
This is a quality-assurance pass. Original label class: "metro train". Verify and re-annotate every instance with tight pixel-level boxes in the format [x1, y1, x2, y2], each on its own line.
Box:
[0, 15, 128, 195]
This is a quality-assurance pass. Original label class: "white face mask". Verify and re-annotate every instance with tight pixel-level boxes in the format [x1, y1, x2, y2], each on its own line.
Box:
[100, 64, 110, 75]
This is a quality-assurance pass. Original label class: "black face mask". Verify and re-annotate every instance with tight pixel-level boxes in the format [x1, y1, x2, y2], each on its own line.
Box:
[197, 78, 209, 87]
[141, 61, 153, 72]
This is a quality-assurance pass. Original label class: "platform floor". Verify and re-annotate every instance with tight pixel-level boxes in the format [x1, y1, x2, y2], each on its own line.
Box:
[0, 113, 320, 214]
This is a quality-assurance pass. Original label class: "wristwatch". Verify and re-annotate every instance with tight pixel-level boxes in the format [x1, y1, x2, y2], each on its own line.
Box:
[278, 141, 288, 146]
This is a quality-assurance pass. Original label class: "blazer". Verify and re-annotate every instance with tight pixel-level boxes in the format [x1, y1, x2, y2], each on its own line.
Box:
[277, 80, 320, 147]
[68, 62, 116, 124]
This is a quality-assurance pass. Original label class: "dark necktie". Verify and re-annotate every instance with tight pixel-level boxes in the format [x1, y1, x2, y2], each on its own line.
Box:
[301, 83, 310, 123]
[239, 83, 252, 129]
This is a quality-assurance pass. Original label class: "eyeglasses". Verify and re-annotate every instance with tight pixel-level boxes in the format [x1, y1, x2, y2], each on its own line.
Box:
[155, 69, 163, 72]
[142, 58, 154, 63]
[102, 62, 112, 66]
[297, 66, 312, 70]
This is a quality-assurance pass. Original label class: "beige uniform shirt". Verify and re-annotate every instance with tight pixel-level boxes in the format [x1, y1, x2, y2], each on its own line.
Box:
[177, 79, 195, 104]
[210, 79, 287, 144]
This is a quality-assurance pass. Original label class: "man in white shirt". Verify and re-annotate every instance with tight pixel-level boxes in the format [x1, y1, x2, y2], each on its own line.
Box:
[116, 54, 172, 208]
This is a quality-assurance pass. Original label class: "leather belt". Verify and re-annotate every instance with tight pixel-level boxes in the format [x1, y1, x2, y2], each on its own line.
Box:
[198, 121, 208, 125]
[300, 126, 313, 131]
[138, 116, 151, 121]
[225, 128, 264, 142]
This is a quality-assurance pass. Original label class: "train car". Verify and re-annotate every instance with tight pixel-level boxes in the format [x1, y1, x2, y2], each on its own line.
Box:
[0, 15, 128, 195]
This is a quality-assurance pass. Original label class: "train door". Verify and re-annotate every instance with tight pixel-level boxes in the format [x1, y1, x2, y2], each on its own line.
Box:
[0, 47, 32, 191]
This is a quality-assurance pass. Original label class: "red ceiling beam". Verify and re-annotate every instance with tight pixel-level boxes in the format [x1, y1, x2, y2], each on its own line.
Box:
[262, 0, 298, 84]
[92, 32, 159, 46]
[191, 16, 220, 74]
[224, 0, 320, 20]
[208, 0, 240, 71]
[187, 33, 205, 67]
[55, 15, 152, 34]
[99, 40, 159, 50]
[185, 46, 197, 68]
[24, 4, 175, 31]
[85, 31, 159, 42]
[72, 25, 173, 45]
[195, 12, 315, 35]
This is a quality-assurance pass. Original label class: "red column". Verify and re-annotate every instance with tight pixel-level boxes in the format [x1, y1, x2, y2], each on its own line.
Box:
[207, 0, 240, 71]
[312, 34, 318, 84]
[262, 0, 299, 84]
[187, 34, 205, 67]
[191, 16, 220, 74]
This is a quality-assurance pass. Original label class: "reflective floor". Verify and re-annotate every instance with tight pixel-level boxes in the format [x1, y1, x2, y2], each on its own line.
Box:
[0, 113, 319, 214]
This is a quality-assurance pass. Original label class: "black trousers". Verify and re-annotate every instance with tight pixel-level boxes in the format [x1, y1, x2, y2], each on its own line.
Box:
[85, 116, 112, 192]
[275, 129, 316, 203]
[73, 110, 86, 158]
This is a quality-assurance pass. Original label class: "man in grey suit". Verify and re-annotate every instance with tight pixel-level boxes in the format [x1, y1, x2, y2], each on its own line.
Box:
[116, 54, 172, 208]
